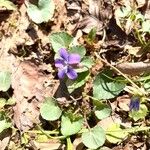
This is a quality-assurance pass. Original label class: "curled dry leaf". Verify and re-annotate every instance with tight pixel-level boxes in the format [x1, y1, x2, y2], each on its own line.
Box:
[136, 0, 146, 8]
[89, 0, 113, 21]
[33, 139, 65, 150]
[89, 0, 101, 19]
[117, 95, 130, 111]
[76, 0, 113, 34]
[75, 16, 104, 34]
[124, 45, 142, 57]
[116, 62, 150, 75]
[144, 1, 150, 20]
[12, 61, 59, 131]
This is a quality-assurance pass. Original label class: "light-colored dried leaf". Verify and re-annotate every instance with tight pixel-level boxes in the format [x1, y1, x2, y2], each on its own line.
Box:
[89, 0, 101, 19]
[117, 95, 130, 111]
[136, 0, 146, 8]
[33, 140, 65, 150]
[0, 136, 10, 150]
[73, 137, 84, 150]
[124, 45, 142, 57]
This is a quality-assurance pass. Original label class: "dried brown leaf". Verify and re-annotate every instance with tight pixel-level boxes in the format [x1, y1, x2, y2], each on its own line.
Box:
[11, 61, 59, 131]
[136, 0, 146, 8]
[116, 62, 150, 75]
[89, 0, 101, 19]
[75, 16, 103, 34]
[33, 140, 65, 150]
[73, 137, 84, 150]
[117, 95, 130, 111]
[124, 45, 142, 57]
[51, 0, 67, 32]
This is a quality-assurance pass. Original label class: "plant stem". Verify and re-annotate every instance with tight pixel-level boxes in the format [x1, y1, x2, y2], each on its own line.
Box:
[106, 126, 150, 134]
[94, 52, 146, 96]
[25, 130, 59, 134]
[66, 137, 73, 150]
[36, 125, 66, 139]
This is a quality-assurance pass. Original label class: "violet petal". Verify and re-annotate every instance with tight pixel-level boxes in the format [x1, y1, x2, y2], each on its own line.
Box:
[59, 48, 69, 61]
[58, 69, 66, 79]
[68, 53, 81, 65]
[55, 59, 65, 68]
[129, 97, 140, 111]
[66, 67, 77, 80]
[134, 100, 140, 111]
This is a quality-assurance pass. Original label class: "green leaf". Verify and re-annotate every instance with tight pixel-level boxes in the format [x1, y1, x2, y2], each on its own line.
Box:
[76, 56, 94, 72]
[0, 112, 11, 133]
[0, 98, 6, 109]
[143, 80, 150, 92]
[21, 133, 29, 145]
[26, 0, 55, 24]
[106, 123, 128, 144]
[93, 100, 111, 120]
[66, 71, 89, 93]
[129, 104, 148, 121]
[116, 6, 131, 18]
[40, 97, 62, 121]
[135, 13, 145, 22]
[87, 27, 97, 43]
[82, 126, 106, 149]
[61, 115, 83, 136]
[0, 0, 17, 10]
[0, 71, 11, 92]
[49, 32, 73, 52]
[6, 98, 16, 105]
[69, 45, 86, 59]
[93, 70, 125, 99]
[0, 119, 11, 133]
[142, 20, 150, 33]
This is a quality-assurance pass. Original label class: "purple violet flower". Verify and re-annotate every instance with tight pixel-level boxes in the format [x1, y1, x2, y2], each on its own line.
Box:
[55, 48, 81, 80]
[129, 96, 140, 111]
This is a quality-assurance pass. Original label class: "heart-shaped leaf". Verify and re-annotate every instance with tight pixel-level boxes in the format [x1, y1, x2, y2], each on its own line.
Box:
[69, 46, 86, 59]
[49, 32, 73, 52]
[40, 97, 62, 121]
[61, 115, 83, 136]
[93, 100, 111, 120]
[26, 0, 55, 24]
[76, 56, 94, 72]
[93, 70, 125, 99]
[106, 123, 128, 144]
[142, 20, 150, 33]
[0, 98, 6, 109]
[82, 126, 106, 149]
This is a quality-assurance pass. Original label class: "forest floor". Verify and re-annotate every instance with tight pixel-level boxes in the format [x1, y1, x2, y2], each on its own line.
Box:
[0, 0, 150, 149]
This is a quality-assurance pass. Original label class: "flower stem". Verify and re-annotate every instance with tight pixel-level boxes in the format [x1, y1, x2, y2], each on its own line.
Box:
[94, 52, 146, 96]
[106, 126, 150, 134]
